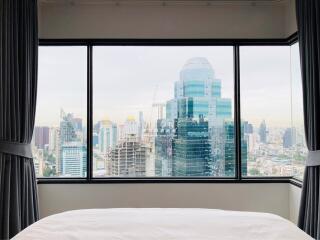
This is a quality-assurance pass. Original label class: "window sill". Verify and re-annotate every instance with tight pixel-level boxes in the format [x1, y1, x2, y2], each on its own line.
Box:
[36, 176, 298, 185]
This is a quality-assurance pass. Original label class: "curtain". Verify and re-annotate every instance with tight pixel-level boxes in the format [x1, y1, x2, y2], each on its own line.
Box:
[296, 0, 320, 239]
[0, 0, 39, 239]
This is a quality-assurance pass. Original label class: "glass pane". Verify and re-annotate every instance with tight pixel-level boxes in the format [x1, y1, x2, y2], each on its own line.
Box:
[33, 46, 87, 177]
[92, 46, 236, 177]
[241, 46, 300, 177]
[291, 43, 307, 180]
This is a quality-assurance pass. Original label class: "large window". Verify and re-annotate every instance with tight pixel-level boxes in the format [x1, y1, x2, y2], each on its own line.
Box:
[93, 47, 235, 177]
[33, 46, 87, 177]
[240, 45, 306, 179]
[35, 40, 305, 181]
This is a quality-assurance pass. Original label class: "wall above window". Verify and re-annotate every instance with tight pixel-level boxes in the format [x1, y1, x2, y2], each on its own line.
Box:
[38, 0, 296, 39]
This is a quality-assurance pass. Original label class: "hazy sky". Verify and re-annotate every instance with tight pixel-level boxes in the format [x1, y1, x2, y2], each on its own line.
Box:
[36, 44, 304, 129]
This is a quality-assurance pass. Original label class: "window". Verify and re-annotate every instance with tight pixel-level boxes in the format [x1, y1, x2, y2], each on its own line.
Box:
[35, 38, 306, 182]
[33, 46, 87, 177]
[290, 43, 307, 180]
[93, 46, 235, 177]
[240, 45, 306, 178]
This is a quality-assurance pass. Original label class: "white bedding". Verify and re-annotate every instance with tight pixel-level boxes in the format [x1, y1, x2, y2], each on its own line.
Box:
[13, 208, 312, 240]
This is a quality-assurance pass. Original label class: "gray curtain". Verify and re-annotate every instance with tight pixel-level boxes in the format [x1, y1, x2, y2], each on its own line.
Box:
[296, 0, 320, 239]
[0, 0, 39, 239]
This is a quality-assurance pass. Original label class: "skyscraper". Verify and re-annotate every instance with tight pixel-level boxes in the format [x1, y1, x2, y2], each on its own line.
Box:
[99, 118, 117, 153]
[123, 116, 138, 137]
[61, 142, 86, 177]
[59, 110, 82, 175]
[73, 117, 83, 131]
[155, 119, 173, 176]
[283, 127, 296, 148]
[156, 57, 243, 176]
[138, 111, 144, 142]
[48, 127, 59, 152]
[243, 121, 253, 134]
[34, 126, 49, 149]
[60, 112, 77, 143]
[172, 116, 211, 176]
[259, 120, 268, 144]
[223, 121, 248, 176]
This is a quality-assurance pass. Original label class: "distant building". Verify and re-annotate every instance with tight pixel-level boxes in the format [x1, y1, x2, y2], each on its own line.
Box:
[60, 113, 77, 143]
[155, 119, 173, 176]
[48, 127, 59, 152]
[110, 134, 148, 177]
[62, 142, 86, 177]
[283, 128, 296, 148]
[259, 120, 268, 143]
[99, 119, 117, 153]
[243, 121, 253, 134]
[92, 132, 99, 147]
[172, 117, 211, 176]
[73, 117, 82, 131]
[34, 126, 49, 149]
[138, 111, 144, 142]
[58, 110, 81, 175]
[223, 121, 248, 176]
[156, 57, 247, 177]
[123, 116, 138, 137]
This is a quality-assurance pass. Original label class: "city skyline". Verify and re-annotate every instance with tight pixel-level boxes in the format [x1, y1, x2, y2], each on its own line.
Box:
[33, 45, 306, 179]
[36, 46, 302, 128]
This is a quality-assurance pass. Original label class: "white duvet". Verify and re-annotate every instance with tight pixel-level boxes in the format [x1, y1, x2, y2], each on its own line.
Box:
[13, 208, 312, 240]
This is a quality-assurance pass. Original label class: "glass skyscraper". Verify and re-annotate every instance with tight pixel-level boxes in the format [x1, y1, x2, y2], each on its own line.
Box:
[62, 142, 87, 177]
[155, 57, 247, 177]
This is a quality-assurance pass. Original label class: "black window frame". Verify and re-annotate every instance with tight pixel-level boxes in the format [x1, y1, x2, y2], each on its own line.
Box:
[37, 33, 302, 187]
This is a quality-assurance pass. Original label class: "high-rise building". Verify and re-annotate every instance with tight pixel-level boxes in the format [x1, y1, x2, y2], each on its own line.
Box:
[138, 111, 144, 142]
[155, 119, 173, 176]
[223, 121, 248, 177]
[259, 120, 268, 143]
[60, 113, 77, 143]
[34, 126, 49, 149]
[172, 117, 211, 176]
[58, 110, 80, 175]
[156, 57, 246, 176]
[99, 119, 117, 153]
[92, 132, 99, 147]
[109, 134, 148, 177]
[243, 121, 253, 134]
[283, 128, 296, 148]
[48, 127, 59, 152]
[61, 142, 86, 177]
[73, 117, 82, 131]
[171, 58, 232, 126]
[124, 116, 138, 137]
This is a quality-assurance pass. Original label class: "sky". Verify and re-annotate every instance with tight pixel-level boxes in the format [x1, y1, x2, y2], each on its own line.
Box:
[36, 44, 304, 129]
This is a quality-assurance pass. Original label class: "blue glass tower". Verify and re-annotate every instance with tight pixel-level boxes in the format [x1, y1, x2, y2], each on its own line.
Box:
[155, 57, 247, 177]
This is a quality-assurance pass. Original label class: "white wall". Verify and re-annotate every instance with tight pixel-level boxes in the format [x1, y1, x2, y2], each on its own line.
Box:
[38, 0, 297, 39]
[289, 184, 302, 224]
[38, 183, 290, 219]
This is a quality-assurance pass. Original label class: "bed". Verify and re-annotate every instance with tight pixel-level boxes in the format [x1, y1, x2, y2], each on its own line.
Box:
[12, 208, 312, 240]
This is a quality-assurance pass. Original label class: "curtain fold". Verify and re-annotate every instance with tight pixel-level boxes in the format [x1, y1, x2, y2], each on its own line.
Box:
[296, 0, 320, 239]
[0, 0, 39, 239]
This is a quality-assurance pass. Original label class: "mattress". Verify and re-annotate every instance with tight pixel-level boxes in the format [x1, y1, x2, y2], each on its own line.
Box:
[12, 208, 312, 240]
